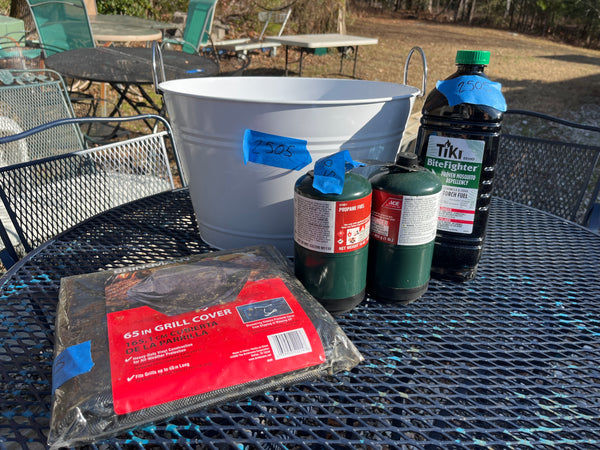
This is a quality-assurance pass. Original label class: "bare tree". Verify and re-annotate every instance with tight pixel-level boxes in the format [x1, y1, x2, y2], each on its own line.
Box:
[9, 0, 36, 36]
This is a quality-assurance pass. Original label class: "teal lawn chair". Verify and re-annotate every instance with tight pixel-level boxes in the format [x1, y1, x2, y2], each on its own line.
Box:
[162, 0, 222, 72]
[25, 0, 132, 139]
[26, 0, 96, 57]
[163, 0, 217, 54]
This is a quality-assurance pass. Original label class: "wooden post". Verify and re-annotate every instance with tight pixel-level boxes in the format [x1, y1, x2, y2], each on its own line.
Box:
[337, 0, 346, 35]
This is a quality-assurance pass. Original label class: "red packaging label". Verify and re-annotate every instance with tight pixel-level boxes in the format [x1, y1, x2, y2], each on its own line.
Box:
[106, 277, 325, 415]
[294, 193, 371, 254]
[371, 190, 403, 244]
[333, 195, 372, 253]
[371, 189, 440, 246]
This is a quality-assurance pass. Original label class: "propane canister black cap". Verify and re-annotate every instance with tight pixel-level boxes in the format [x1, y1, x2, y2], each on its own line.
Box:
[395, 151, 420, 169]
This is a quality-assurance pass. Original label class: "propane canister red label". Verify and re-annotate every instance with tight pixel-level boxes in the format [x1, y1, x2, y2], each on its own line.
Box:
[294, 195, 370, 254]
[294, 171, 372, 315]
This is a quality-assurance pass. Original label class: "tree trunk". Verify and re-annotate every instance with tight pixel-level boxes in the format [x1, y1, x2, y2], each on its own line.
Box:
[455, 0, 465, 21]
[9, 0, 28, 19]
[468, 0, 475, 23]
[10, 0, 36, 37]
[337, 1, 347, 34]
[504, 0, 511, 18]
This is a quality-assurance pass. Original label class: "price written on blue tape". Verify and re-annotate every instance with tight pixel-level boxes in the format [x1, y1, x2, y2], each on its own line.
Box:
[457, 78, 495, 93]
[436, 75, 507, 111]
[243, 129, 311, 170]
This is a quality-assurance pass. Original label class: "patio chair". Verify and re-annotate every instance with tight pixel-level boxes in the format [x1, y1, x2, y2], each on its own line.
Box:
[0, 68, 83, 261]
[0, 67, 126, 148]
[25, 0, 123, 122]
[0, 30, 43, 70]
[0, 68, 85, 160]
[161, 0, 220, 62]
[495, 109, 600, 232]
[215, 7, 292, 57]
[26, 0, 96, 57]
[0, 114, 185, 268]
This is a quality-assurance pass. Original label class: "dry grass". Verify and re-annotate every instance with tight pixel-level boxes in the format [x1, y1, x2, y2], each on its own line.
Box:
[241, 12, 600, 123]
[112, 11, 600, 130]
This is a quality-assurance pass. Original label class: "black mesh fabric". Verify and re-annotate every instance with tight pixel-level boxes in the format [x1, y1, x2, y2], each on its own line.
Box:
[495, 133, 600, 225]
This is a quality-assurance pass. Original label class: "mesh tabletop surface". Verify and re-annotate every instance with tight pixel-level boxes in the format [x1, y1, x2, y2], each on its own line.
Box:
[1, 189, 599, 449]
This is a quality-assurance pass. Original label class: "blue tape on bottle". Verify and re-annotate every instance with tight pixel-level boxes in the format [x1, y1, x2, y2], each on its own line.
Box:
[436, 75, 507, 111]
[52, 340, 94, 392]
[313, 150, 364, 194]
[243, 129, 311, 170]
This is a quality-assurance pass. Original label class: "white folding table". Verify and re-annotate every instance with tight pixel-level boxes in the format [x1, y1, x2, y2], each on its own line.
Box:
[265, 33, 378, 77]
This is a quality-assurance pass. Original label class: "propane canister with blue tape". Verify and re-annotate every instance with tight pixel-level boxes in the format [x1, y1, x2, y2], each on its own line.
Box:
[367, 152, 442, 304]
[294, 151, 372, 315]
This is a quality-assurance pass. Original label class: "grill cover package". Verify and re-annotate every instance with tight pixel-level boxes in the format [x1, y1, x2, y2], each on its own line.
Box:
[48, 245, 363, 448]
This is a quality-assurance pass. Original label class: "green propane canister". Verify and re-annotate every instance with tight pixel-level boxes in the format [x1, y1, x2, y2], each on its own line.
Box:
[294, 171, 372, 315]
[368, 152, 442, 304]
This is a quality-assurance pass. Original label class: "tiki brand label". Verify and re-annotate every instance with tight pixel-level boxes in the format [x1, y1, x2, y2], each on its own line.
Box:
[294, 194, 371, 253]
[423, 136, 484, 234]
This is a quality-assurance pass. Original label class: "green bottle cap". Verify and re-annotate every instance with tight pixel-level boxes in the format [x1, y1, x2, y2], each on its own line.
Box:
[455, 50, 490, 65]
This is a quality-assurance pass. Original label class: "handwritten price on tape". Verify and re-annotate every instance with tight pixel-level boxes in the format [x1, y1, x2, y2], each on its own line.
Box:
[243, 129, 311, 170]
[436, 75, 506, 111]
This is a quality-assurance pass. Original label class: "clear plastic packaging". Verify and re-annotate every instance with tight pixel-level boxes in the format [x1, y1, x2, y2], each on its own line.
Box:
[48, 245, 363, 449]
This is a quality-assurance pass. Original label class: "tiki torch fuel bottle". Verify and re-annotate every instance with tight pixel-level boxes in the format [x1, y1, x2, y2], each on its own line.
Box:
[367, 153, 442, 303]
[414, 50, 507, 281]
[294, 170, 372, 315]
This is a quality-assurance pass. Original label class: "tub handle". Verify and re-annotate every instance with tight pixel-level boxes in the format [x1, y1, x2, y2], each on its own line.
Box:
[404, 46, 427, 98]
[152, 41, 166, 95]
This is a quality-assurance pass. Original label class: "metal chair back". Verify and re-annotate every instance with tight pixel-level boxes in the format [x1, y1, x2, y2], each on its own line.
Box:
[26, 0, 96, 57]
[495, 110, 600, 227]
[0, 114, 183, 268]
[257, 9, 292, 39]
[0, 68, 84, 163]
[214, 8, 292, 56]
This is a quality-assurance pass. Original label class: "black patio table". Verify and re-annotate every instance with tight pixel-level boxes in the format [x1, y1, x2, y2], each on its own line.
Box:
[1, 188, 600, 448]
[45, 47, 219, 123]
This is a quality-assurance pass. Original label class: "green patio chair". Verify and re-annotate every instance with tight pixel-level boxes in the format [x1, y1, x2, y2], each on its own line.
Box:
[162, 0, 217, 55]
[161, 0, 225, 72]
[26, 0, 96, 57]
[25, 0, 98, 115]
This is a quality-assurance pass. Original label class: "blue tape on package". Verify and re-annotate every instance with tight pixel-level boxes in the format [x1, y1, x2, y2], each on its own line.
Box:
[243, 129, 311, 170]
[436, 75, 507, 111]
[52, 340, 94, 392]
[313, 150, 364, 194]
